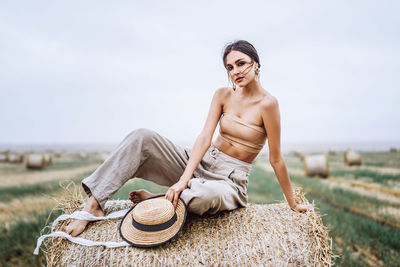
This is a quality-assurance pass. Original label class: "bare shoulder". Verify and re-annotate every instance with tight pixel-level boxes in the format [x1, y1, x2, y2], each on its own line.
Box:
[261, 93, 279, 111]
[212, 87, 232, 106]
[214, 87, 232, 98]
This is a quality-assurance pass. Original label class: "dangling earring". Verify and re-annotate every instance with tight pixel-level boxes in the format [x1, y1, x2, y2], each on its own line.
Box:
[230, 77, 236, 90]
[254, 66, 260, 82]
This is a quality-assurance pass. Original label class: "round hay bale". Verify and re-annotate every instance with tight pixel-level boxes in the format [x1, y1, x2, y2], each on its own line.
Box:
[303, 154, 330, 178]
[39, 188, 333, 266]
[390, 147, 398, 153]
[26, 154, 46, 169]
[43, 154, 53, 165]
[0, 154, 8, 162]
[344, 149, 362, 166]
[7, 154, 24, 163]
[79, 152, 88, 160]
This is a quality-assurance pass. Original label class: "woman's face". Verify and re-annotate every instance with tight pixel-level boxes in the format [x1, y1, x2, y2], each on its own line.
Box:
[225, 50, 258, 88]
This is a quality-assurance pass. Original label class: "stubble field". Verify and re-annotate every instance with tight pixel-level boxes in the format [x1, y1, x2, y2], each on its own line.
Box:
[0, 150, 399, 266]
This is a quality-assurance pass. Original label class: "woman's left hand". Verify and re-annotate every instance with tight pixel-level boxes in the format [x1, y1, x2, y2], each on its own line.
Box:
[165, 179, 189, 210]
[291, 203, 314, 213]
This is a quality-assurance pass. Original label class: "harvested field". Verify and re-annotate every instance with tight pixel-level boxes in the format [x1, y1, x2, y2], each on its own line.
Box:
[1, 150, 399, 266]
[0, 164, 99, 188]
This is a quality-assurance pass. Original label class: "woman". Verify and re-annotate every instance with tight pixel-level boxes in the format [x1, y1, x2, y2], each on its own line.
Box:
[65, 40, 314, 237]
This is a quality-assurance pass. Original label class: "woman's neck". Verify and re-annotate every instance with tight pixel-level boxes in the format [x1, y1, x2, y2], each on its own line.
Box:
[239, 80, 264, 98]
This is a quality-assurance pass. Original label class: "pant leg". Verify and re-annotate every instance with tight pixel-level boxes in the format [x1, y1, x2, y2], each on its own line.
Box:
[82, 128, 190, 211]
[180, 145, 252, 216]
[180, 178, 241, 216]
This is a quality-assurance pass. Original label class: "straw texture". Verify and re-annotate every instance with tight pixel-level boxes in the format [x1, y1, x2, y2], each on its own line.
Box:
[41, 185, 333, 266]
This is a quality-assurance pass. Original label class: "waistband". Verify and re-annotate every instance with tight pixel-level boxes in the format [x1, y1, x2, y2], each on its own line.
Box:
[209, 144, 253, 171]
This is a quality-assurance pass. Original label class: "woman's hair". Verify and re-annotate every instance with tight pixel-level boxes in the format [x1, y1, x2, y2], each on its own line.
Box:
[222, 40, 260, 70]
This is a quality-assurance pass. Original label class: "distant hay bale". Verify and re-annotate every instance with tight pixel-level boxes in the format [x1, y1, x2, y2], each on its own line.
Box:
[7, 153, 24, 163]
[303, 154, 330, 178]
[43, 154, 53, 165]
[26, 154, 46, 169]
[390, 147, 398, 153]
[344, 149, 362, 166]
[78, 152, 88, 160]
[0, 154, 8, 162]
[40, 186, 333, 266]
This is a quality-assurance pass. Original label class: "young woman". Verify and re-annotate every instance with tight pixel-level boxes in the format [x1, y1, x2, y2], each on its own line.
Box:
[65, 40, 314, 237]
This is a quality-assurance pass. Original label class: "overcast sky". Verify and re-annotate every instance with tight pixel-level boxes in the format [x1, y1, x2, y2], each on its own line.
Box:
[1, 0, 399, 147]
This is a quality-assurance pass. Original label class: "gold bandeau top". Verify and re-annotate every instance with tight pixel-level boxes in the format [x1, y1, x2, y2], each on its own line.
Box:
[218, 112, 267, 153]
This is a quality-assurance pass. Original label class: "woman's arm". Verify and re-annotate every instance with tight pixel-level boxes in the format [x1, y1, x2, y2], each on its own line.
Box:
[261, 96, 313, 212]
[165, 87, 227, 208]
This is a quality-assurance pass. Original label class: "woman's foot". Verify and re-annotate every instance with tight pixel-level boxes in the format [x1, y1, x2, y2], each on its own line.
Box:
[64, 195, 104, 237]
[129, 189, 156, 203]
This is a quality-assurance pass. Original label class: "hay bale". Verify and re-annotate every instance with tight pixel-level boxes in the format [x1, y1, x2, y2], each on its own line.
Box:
[79, 152, 88, 160]
[26, 154, 46, 169]
[0, 150, 9, 162]
[344, 149, 362, 166]
[390, 147, 398, 153]
[0, 154, 8, 162]
[303, 154, 330, 178]
[43, 154, 53, 165]
[7, 153, 24, 163]
[0, 149, 9, 155]
[40, 187, 333, 266]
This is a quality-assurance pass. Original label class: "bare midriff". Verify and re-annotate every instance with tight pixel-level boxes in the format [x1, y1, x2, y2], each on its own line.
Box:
[212, 135, 260, 164]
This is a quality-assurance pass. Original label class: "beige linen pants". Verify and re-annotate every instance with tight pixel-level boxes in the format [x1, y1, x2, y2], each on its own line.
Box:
[82, 128, 252, 216]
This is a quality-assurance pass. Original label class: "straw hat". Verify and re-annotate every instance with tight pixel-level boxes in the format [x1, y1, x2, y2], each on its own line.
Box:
[119, 194, 187, 247]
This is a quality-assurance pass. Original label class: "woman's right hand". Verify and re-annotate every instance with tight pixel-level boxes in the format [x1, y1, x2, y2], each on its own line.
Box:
[291, 203, 314, 213]
[165, 178, 189, 209]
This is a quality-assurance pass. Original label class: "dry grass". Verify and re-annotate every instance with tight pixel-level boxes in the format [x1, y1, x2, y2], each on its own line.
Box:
[0, 195, 57, 224]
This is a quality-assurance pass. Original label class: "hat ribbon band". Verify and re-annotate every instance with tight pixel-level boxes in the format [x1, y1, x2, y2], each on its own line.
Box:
[131, 213, 177, 232]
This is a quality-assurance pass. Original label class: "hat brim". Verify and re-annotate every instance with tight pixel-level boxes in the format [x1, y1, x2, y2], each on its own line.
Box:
[119, 194, 187, 248]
